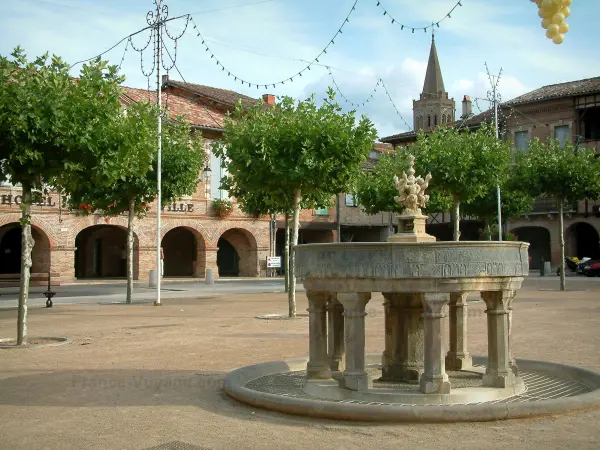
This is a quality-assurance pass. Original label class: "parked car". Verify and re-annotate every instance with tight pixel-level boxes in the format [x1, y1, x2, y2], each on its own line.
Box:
[582, 261, 600, 277]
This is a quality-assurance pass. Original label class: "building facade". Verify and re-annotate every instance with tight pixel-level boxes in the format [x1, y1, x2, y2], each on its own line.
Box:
[379, 40, 600, 268]
[0, 78, 325, 282]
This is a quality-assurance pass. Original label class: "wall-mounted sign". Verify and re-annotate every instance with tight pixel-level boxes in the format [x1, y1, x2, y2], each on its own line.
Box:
[164, 202, 195, 213]
[267, 256, 281, 268]
[1, 194, 58, 207]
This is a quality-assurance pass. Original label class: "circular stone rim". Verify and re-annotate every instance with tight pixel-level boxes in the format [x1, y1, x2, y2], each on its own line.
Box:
[223, 356, 600, 423]
[0, 336, 72, 349]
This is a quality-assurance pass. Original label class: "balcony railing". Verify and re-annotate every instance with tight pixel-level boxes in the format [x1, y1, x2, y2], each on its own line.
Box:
[525, 197, 576, 215]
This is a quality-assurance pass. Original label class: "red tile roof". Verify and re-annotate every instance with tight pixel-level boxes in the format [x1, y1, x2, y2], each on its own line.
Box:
[166, 80, 259, 110]
[505, 76, 600, 106]
[120, 86, 226, 130]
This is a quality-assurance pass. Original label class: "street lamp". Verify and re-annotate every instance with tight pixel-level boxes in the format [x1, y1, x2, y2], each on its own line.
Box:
[200, 165, 212, 182]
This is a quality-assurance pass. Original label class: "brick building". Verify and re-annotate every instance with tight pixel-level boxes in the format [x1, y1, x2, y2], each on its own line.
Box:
[0, 78, 327, 282]
[378, 36, 600, 268]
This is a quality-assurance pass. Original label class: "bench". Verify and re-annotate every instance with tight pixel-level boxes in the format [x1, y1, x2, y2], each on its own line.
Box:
[0, 272, 61, 307]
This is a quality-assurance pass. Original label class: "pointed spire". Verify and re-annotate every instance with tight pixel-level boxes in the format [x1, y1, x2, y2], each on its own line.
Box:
[422, 35, 445, 98]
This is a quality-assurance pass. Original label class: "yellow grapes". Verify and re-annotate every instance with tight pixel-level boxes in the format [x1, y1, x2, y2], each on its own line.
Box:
[531, 0, 572, 44]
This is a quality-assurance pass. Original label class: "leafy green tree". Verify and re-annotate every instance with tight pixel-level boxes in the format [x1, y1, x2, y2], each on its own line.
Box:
[230, 185, 331, 294]
[214, 89, 377, 317]
[0, 48, 130, 345]
[409, 124, 511, 240]
[513, 139, 600, 290]
[463, 177, 535, 237]
[355, 150, 452, 217]
[66, 112, 205, 304]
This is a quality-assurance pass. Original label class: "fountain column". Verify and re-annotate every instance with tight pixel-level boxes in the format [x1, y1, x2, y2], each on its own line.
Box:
[419, 294, 451, 394]
[481, 290, 516, 388]
[338, 292, 371, 391]
[306, 291, 331, 379]
[327, 295, 345, 374]
[445, 292, 472, 370]
[382, 293, 424, 381]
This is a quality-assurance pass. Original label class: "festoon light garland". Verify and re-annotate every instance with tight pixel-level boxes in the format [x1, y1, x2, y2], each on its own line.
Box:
[531, 0, 572, 44]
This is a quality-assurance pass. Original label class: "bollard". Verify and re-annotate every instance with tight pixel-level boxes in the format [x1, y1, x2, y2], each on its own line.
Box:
[205, 268, 214, 285]
[544, 261, 552, 276]
[149, 269, 157, 288]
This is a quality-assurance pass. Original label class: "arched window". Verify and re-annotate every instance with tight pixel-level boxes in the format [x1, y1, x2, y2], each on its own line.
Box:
[442, 114, 446, 124]
[427, 115, 431, 127]
[434, 115, 438, 126]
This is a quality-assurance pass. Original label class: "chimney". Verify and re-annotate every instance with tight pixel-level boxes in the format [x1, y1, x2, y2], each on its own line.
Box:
[462, 95, 472, 118]
[262, 94, 276, 105]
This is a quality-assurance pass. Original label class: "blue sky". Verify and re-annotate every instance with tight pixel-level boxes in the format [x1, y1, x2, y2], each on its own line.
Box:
[2, 0, 598, 139]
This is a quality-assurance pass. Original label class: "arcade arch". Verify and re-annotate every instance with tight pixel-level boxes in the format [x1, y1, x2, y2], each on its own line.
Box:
[217, 228, 258, 277]
[161, 226, 206, 277]
[0, 223, 51, 274]
[511, 226, 551, 269]
[565, 222, 600, 260]
[74, 225, 139, 279]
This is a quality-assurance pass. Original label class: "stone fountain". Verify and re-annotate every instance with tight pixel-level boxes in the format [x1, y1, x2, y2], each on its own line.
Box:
[224, 156, 600, 421]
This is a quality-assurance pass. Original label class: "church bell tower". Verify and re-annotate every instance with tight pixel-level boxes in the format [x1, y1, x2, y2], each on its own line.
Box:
[413, 35, 455, 131]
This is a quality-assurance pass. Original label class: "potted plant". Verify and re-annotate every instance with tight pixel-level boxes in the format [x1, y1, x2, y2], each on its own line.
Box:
[212, 198, 234, 218]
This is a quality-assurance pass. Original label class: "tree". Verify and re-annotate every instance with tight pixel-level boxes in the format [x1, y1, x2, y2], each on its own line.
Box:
[463, 176, 535, 237]
[513, 139, 600, 290]
[355, 150, 452, 217]
[409, 124, 511, 240]
[214, 89, 377, 317]
[229, 185, 331, 294]
[0, 48, 128, 345]
[66, 111, 205, 304]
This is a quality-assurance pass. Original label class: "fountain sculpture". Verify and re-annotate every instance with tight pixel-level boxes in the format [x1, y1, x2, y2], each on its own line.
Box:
[224, 156, 600, 421]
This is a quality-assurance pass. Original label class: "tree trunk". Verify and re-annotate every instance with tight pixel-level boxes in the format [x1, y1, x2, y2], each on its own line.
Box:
[559, 200, 566, 291]
[336, 194, 341, 243]
[17, 185, 34, 346]
[288, 190, 301, 318]
[284, 212, 290, 292]
[126, 199, 135, 304]
[452, 196, 461, 241]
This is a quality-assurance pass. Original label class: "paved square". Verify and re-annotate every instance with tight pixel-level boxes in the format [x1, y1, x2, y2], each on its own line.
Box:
[0, 277, 599, 449]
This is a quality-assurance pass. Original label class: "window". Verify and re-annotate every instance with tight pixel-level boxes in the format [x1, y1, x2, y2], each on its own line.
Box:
[434, 115, 437, 126]
[442, 114, 446, 125]
[314, 207, 329, 216]
[209, 146, 229, 199]
[427, 115, 431, 127]
[345, 194, 357, 207]
[514, 130, 529, 150]
[554, 125, 570, 148]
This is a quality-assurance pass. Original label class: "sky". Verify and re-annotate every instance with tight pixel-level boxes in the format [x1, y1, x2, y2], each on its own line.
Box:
[1, 0, 598, 140]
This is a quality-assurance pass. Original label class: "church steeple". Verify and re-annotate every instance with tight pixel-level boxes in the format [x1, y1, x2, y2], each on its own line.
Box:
[412, 35, 455, 132]
[422, 35, 445, 98]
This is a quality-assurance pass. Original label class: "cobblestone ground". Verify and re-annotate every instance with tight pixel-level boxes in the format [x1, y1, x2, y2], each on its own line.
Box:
[0, 279, 599, 450]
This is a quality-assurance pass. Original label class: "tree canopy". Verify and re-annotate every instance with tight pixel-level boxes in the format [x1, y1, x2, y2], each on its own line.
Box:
[213, 88, 378, 317]
[513, 138, 600, 290]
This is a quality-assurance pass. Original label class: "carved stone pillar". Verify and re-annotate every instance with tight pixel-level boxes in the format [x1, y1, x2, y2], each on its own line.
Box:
[204, 247, 219, 281]
[306, 291, 331, 379]
[338, 292, 371, 391]
[327, 295, 345, 374]
[508, 299, 518, 376]
[382, 293, 424, 382]
[481, 290, 516, 388]
[419, 294, 451, 394]
[445, 292, 472, 370]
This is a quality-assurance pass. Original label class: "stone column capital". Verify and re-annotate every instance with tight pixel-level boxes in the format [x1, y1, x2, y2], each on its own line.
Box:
[421, 294, 449, 318]
[337, 292, 371, 312]
[481, 290, 515, 314]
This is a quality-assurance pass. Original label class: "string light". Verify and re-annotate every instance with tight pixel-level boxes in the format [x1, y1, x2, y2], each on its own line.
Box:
[375, 0, 464, 32]
[188, 0, 359, 89]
